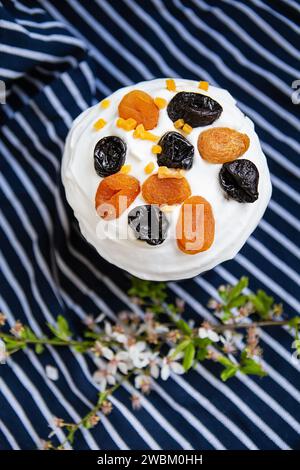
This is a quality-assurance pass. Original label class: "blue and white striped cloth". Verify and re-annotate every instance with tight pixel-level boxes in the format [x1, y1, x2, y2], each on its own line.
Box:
[0, 0, 299, 450]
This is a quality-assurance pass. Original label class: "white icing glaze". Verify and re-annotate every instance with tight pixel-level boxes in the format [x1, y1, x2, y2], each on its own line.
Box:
[62, 78, 272, 280]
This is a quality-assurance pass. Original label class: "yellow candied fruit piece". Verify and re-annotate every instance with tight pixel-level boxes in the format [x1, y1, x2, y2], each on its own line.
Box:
[154, 97, 167, 109]
[133, 124, 159, 142]
[158, 166, 185, 179]
[143, 131, 159, 142]
[117, 117, 126, 128]
[120, 164, 132, 175]
[182, 123, 193, 134]
[133, 123, 145, 138]
[174, 118, 185, 129]
[93, 118, 107, 130]
[123, 118, 137, 131]
[117, 117, 137, 131]
[152, 145, 162, 154]
[198, 81, 209, 91]
[100, 98, 110, 109]
[166, 78, 176, 91]
[144, 162, 155, 174]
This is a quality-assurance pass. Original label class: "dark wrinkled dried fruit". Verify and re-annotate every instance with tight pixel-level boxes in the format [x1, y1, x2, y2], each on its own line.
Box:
[157, 132, 194, 170]
[94, 136, 126, 177]
[167, 92, 223, 127]
[219, 159, 259, 203]
[128, 205, 169, 246]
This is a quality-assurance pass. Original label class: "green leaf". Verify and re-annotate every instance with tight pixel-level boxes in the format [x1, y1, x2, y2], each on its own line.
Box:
[73, 343, 90, 353]
[227, 295, 248, 310]
[227, 277, 248, 304]
[4, 338, 23, 351]
[249, 290, 274, 318]
[173, 339, 191, 357]
[57, 315, 72, 339]
[193, 337, 211, 348]
[176, 319, 192, 335]
[183, 343, 195, 371]
[196, 347, 208, 362]
[47, 316, 72, 341]
[35, 343, 44, 354]
[240, 351, 267, 377]
[288, 316, 300, 328]
[21, 326, 37, 341]
[217, 355, 237, 368]
[221, 366, 239, 381]
[288, 316, 300, 339]
[128, 278, 167, 304]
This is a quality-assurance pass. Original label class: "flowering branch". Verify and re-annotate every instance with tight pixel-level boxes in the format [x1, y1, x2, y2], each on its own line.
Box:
[0, 276, 299, 449]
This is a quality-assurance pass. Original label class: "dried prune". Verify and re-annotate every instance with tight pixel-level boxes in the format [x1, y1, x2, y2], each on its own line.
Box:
[167, 92, 222, 127]
[157, 132, 194, 170]
[94, 136, 126, 177]
[142, 174, 191, 205]
[118, 90, 159, 130]
[219, 159, 259, 203]
[198, 127, 250, 164]
[95, 173, 140, 220]
[176, 196, 215, 254]
[128, 205, 169, 246]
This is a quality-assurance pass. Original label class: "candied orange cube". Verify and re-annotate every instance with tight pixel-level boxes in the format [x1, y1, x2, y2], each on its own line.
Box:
[152, 145, 162, 154]
[166, 79, 176, 91]
[182, 123, 193, 134]
[100, 98, 110, 109]
[93, 118, 107, 130]
[174, 118, 185, 129]
[158, 166, 185, 179]
[144, 162, 155, 174]
[198, 81, 209, 91]
[154, 97, 167, 109]
[120, 164, 132, 174]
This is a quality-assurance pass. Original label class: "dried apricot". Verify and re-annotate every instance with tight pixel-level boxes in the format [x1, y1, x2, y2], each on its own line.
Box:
[118, 90, 159, 130]
[95, 173, 140, 220]
[198, 127, 250, 164]
[142, 174, 191, 205]
[176, 196, 215, 254]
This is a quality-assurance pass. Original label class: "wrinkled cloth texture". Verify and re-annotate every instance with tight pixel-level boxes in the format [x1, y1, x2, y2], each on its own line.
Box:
[0, 0, 299, 450]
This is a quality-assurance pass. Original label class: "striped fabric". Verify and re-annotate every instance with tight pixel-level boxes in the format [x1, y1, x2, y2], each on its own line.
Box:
[0, 0, 299, 451]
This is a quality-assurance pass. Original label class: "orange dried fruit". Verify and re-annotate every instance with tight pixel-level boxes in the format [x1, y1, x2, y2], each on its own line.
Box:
[176, 196, 215, 254]
[118, 90, 159, 130]
[198, 127, 250, 164]
[142, 174, 191, 205]
[95, 173, 140, 220]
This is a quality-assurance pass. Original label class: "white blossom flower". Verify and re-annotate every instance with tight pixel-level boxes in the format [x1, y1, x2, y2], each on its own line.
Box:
[127, 341, 150, 369]
[91, 341, 114, 359]
[104, 322, 127, 344]
[148, 352, 160, 379]
[220, 330, 243, 353]
[161, 349, 184, 381]
[134, 374, 151, 394]
[198, 327, 220, 343]
[93, 368, 116, 391]
[107, 351, 131, 375]
[0, 339, 6, 364]
[131, 394, 142, 410]
[84, 313, 105, 329]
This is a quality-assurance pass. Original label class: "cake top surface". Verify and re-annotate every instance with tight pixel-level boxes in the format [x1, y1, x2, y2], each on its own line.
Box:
[62, 78, 271, 281]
